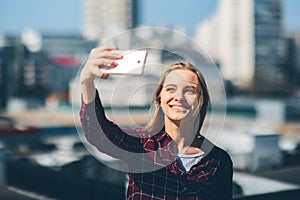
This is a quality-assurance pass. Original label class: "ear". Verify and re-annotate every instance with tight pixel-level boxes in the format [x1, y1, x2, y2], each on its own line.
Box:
[156, 96, 161, 105]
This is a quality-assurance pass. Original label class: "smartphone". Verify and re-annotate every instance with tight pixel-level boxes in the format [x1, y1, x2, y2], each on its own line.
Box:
[101, 50, 148, 75]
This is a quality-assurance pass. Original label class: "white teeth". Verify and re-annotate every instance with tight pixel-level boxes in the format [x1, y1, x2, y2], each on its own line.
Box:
[172, 106, 184, 109]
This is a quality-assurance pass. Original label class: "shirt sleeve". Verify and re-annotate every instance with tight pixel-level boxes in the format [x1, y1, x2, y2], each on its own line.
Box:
[79, 90, 146, 160]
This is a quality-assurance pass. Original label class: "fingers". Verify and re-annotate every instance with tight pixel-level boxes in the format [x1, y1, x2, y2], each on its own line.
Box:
[82, 45, 124, 80]
[90, 45, 122, 59]
[100, 73, 109, 79]
[88, 46, 122, 66]
[81, 45, 122, 101]
[89, 58, 118, 68]
[93, 44, 118, 53]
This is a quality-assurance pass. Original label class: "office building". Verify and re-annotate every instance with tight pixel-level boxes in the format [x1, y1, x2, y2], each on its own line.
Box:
[82, 0, 138, 41]
[195, 0, 284, 95]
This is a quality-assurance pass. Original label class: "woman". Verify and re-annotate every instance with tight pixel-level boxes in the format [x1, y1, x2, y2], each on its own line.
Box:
[80, 45, 233, 199]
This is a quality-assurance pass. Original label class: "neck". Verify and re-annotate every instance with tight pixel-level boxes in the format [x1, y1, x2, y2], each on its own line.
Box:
[164, 118, 180, 140]
[165, 118, 196, 149]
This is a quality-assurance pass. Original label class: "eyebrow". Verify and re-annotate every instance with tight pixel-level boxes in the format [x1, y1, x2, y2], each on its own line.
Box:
[164, 84, 177, 87]
[163, 84, 199, 91]
[163, 84, 202, 95]
[164, 83, 198, 87]
[184, 85, 197, 89]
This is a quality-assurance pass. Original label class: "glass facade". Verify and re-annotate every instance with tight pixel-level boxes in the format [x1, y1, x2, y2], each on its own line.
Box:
[254, 0, 282, 67]
[254, 0, 285, 95]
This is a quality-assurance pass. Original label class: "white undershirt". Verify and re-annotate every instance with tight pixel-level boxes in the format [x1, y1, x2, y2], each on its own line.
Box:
[177, 151, 205, 172]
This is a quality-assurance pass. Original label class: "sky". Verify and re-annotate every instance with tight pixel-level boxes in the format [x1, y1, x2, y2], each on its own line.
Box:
[0, 0, 299, 37]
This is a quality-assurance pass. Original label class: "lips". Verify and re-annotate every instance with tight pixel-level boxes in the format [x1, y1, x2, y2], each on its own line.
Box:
[169, 104, 188, 112]
[171, 105, 183, 108]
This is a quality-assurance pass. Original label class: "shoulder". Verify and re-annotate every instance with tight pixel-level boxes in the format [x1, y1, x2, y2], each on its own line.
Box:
[198, 136, 232, 169]
[207, 145, 233, 183]
[202, 144, 233, 182]
[212, 145, 233, 168]
[196, 136, 232, 165]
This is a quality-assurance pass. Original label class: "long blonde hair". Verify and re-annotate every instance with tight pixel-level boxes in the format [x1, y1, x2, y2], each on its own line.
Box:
[144, 62, 210, 134]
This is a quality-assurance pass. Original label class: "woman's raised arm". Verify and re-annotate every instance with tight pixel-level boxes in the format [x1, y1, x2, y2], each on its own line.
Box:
[80, 45, 122, 104]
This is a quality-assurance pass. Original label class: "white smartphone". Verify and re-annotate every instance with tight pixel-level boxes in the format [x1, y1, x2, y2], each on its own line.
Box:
[101, 50, 148, 75]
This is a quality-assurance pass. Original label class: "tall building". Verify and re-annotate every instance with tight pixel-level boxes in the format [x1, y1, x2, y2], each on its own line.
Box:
[285, 32, 300, 95]
[82, 0, 138, 41]
[195, 0, 284, 95]
[0, 45, 14, 111]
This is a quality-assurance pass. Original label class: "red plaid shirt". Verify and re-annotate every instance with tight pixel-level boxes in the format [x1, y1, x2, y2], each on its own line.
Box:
[80, 91, 233, 200]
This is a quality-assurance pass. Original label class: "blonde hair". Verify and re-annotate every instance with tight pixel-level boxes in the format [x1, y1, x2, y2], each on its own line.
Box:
[144, 62, 210, 134]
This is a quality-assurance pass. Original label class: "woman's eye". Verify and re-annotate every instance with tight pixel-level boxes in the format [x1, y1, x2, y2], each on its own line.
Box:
[166, 87, 175, 92]
[184, 88, 196, 94]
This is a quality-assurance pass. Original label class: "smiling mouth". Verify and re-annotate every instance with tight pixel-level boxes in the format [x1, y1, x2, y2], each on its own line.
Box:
[170, 105, 188, 112]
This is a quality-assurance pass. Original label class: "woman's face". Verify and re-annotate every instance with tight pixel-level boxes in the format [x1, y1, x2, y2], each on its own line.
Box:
[159, 69, 201, 124]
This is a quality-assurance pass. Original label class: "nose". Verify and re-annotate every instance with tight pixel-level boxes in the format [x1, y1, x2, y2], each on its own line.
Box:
[174, 90, 184, 101]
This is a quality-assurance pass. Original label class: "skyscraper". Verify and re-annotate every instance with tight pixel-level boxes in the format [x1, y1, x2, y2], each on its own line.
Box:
[82, 0, 138, 41]
[195, 0, 284, 95]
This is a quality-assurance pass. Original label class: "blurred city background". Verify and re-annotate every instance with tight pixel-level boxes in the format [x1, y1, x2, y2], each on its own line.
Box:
[0, 0, 300, 199]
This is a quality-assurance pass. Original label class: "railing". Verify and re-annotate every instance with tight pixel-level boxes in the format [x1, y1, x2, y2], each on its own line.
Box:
[5, 155, 300, 200]
[234, 189, 300, 200]
[6, 157, 126, 200]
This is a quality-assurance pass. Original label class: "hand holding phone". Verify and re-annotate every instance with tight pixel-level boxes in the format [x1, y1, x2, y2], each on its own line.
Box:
[101, 50, 148, 75]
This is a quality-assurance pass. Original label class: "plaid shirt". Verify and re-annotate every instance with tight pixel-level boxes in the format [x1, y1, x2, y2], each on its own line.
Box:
[80, 91, 233, 200]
